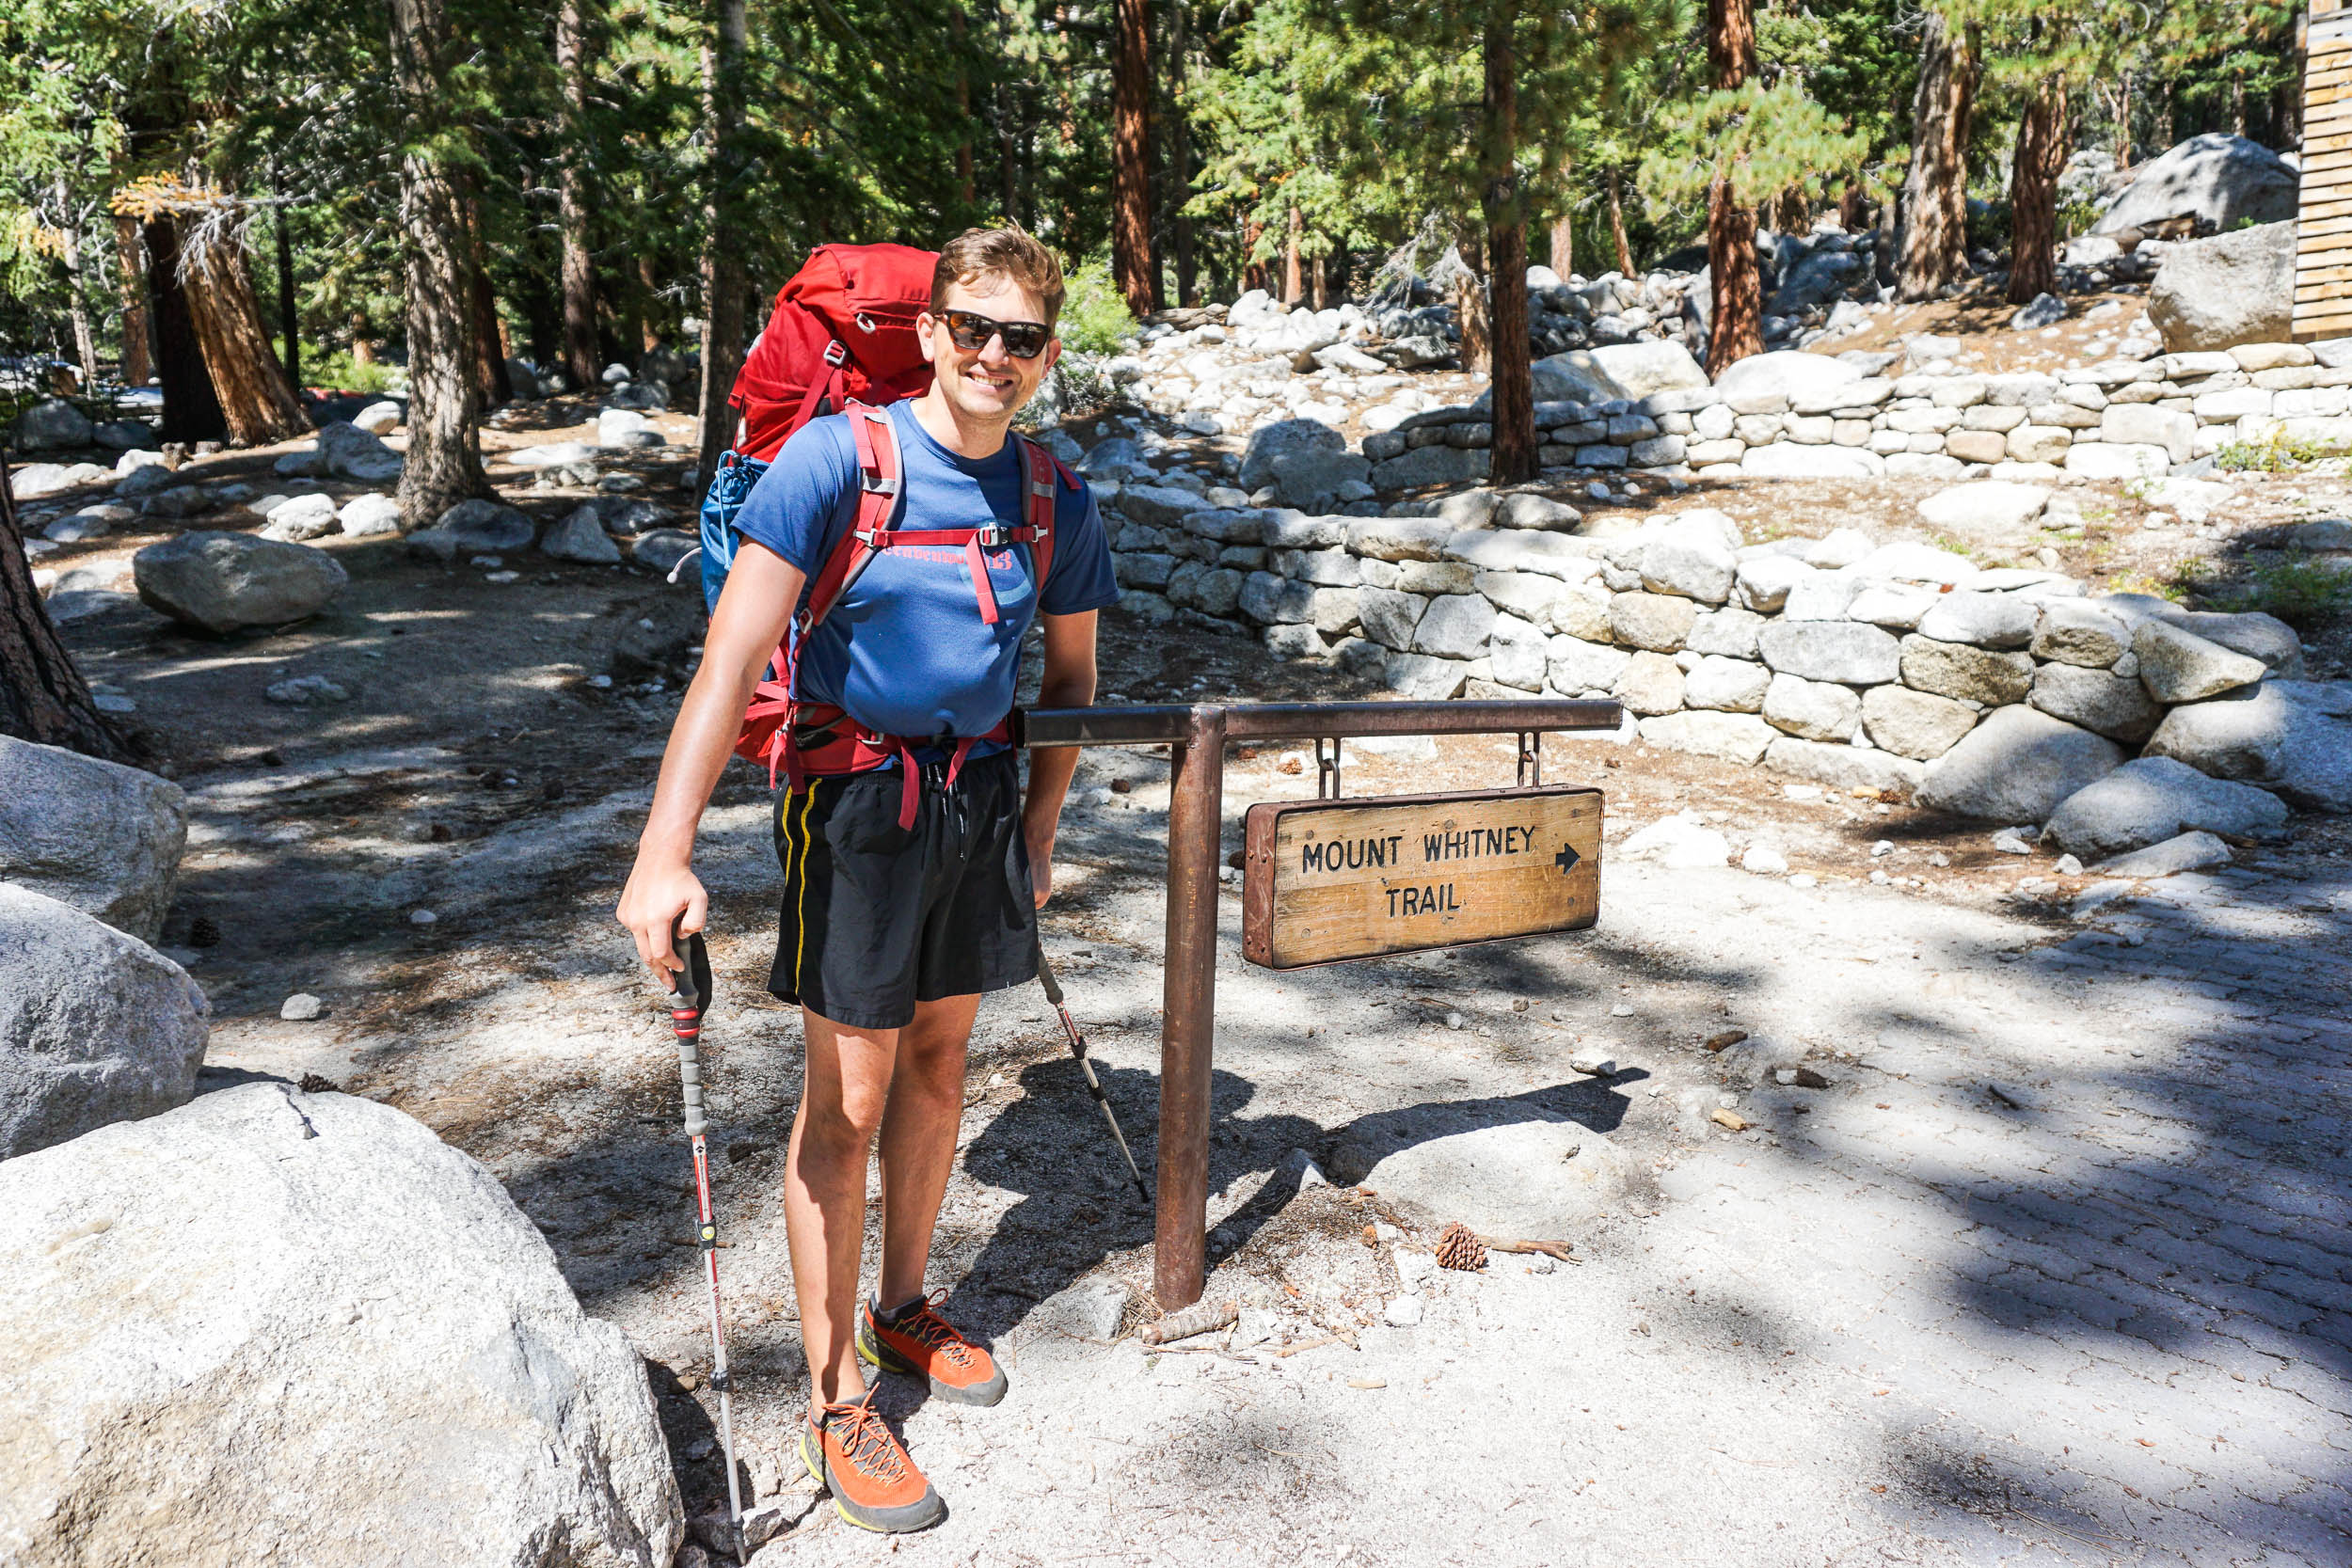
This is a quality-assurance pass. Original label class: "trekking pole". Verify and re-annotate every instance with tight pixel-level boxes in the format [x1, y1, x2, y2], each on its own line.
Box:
[1035, 946, 1152, 1206]
[665, 926, 747, 1566]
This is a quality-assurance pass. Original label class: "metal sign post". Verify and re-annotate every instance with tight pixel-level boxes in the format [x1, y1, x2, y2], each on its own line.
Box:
[1016, 698, 1622, 1308]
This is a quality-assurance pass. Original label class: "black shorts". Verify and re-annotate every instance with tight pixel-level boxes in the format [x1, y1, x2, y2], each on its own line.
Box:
[769, 750, 1038, 1030]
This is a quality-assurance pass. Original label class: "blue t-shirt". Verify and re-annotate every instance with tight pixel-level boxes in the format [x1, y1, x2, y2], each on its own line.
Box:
[731, 401, 1119, 758]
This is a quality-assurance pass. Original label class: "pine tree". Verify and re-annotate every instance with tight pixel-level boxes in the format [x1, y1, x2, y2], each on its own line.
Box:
[1897, 9, 1978, 301]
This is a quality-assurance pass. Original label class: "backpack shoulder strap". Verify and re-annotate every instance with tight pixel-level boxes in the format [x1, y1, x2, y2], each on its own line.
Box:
[1019, 436, 1059, 603]
[801, 403, 901, 630]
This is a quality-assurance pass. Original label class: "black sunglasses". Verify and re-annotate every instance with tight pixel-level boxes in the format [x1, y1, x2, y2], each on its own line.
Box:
[941, 309, 1052, 360]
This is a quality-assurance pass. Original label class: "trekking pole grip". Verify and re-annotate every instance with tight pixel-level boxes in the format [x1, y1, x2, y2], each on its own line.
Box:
[669, 927, 713, 1138]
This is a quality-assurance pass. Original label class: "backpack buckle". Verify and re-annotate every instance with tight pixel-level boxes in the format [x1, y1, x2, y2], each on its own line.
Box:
[976, 521, 1011, 550]
[823, 340, 848, 367]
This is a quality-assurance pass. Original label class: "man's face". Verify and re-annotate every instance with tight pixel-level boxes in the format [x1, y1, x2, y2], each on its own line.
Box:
[918, 272, 1061, 422]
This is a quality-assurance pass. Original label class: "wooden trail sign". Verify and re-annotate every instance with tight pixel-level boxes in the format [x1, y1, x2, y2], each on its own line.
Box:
[1241, 785, 1602, 969]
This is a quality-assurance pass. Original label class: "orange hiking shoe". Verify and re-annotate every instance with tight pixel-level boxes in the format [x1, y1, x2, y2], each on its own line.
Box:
[857, 1290, 1009, 1407]
[798, 1388, 945, 1533]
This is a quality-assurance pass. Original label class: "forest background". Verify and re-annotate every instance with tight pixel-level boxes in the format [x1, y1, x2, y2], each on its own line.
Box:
[0, 0, 2306, 521]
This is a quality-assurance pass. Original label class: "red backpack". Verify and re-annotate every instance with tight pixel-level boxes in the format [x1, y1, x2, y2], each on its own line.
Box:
[728, 243, 940, 461]
[720, 246, 1081, 826]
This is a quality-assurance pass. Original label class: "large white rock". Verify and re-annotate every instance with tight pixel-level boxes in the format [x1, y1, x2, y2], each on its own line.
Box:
[2093, 134, 2298, 236]
[1762, 673, 1861, 742]
[1327, 1104, 1644, 1236]
[10, 399, 96, 451]
[1410, 593, 1497, 657]
[1915, 482, 2049, 549]
[1682, 655, 1771, 712]
[1740, 442, 1881, 479]
[337, 493, 403, 537]
[1915, 591, 2038, 650]
[2095, 831, 2233, 878]
[2043, 755, 2289, 859]
[1531, 341, 1708, 403]
[1712, 351, 1862, 408]
[0, 886, 208, 1160]
[2063, 442, 2171, 482]
[1237, 418, 1344, 492]
[0, 1085, 681, 1565]
[1860, 685, 1979, 760]
[1636, 710, 1776, 765]
[2141, 680, 2352, 812]
[1756, 620, 1900, 685]
[2133, 619, 2268, 704]
[539, 504, 624, 564]
[1638, 517, 1738, 604]
[1917, 704, 2126, 823]
[133, 533, 349, 636]
[2145, 222, 2294, 354]
[2030, 662, 2163, 742]
[0, 737, 186, 942]
[315, 420, 405, 482]
[11, 462, 115, 499]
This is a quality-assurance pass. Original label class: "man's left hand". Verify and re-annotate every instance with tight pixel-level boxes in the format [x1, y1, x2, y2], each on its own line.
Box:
[1026, 826, 1055, 908]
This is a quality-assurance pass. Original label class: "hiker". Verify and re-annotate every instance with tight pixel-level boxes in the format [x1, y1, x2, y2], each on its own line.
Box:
[616, 225, 1119, 1533]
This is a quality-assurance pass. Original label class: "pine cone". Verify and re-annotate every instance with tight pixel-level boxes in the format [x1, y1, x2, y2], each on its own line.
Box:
[1435, 1221, 1486, 1272]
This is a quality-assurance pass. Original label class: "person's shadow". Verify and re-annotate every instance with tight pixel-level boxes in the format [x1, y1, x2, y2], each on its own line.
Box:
[906, 1054, 1639, 1388]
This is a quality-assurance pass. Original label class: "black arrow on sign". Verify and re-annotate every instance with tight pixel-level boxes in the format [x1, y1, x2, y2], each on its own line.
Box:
[1554, 844, 1581, 875]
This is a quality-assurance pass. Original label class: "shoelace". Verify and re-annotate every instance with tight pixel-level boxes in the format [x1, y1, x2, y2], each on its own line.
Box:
[821, 1391, 909, 1484]
[885, 1289, 977, 1369]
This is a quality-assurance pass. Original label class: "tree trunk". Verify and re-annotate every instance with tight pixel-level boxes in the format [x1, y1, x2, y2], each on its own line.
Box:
[143, 217, 226, 443]
[1606, 168, 1636, 277]
[638, 255, 662, 352]
[2006, 74, 2068, 305]
[273, 190, 300, 388]
[694, 0, 750, 496]
[2112, 74, 2131, 169]
[0, 466, 128, 761]
[1897, 10, 1979, 302]
[1549, 212, 1573, 275]
[1243, 217, 1267, 294]
[1110, 0, 1154, 314]
[556, 0, 600, 390]
[1837, 180, 1867, 233]
[389, 0, 491, 529]
[350, 313, 377, 366]
[1282, 204, 1303, 306]
[181, 223, 309, 445]
[1483, 11, 1534, 488]
[1168, 0, 1196, 306]
[112, 217, 154, 387]
[1453, 233, 1491, 376]
[60, 215, 100, 390]
[471, 233, 513, 409]
[1704, 0, 1762, 372]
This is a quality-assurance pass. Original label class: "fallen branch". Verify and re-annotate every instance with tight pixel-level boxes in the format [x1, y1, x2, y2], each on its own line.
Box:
[1140, 1298, 1238, 1345]
[1475, 1234, 1578, 1262]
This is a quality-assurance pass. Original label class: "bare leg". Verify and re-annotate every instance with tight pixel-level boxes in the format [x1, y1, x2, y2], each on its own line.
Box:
[875, 993, 981, 1308]
[783, 1007, 899, 1413]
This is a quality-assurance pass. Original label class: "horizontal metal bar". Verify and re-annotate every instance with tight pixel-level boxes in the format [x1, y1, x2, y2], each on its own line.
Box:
[1015, 699, 1622, 749]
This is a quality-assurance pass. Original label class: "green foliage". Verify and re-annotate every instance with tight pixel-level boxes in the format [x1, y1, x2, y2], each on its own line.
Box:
[2226, 555, 2352, 627]
[1056, 257, 1138, 356]
[2214, 434, 2352, 472]
[302, 349, 404, 396]
[1640, 79, 1871, 213]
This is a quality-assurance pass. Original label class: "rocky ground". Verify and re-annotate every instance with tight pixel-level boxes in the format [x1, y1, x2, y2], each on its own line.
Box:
[16, 411, 2345, 1561]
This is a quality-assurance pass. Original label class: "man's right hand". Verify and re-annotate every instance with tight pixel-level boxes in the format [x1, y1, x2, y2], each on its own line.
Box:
[618, 859, 707, 989]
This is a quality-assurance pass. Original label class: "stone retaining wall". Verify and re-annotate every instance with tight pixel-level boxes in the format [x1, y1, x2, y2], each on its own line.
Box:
[1350, 339, 2352, 491]
[1103, 495, 2307, 816]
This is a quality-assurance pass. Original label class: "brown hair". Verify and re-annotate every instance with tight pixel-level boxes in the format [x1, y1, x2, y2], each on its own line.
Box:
[930, 225, 1066, 326]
